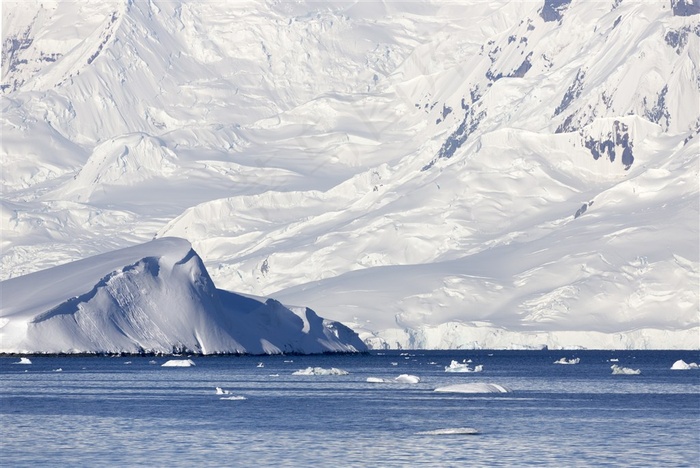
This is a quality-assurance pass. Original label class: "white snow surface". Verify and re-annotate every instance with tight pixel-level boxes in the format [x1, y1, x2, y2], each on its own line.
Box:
[2, 1, 699, 350]
[0, 237, 366, 354]
[434, 383, 511, 394]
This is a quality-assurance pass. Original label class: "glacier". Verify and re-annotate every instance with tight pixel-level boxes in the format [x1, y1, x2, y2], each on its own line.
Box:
[1, 1, 698, 350]
[0, 237, 367, 354]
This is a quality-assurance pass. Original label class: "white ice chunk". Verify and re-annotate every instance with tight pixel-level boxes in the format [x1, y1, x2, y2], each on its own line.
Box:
[161, 359, 195, 367]
[292, 367, 349, 375]
[434, 383, 511, 393]
[394, 374, 420, 384]
[416, 427, 480, 435]
[257, 362, 265, 368]
[445, 360, 483, 372]
[554, 357, 580, 365]
[611, 364, 640, 375]
[670, 359, 699, 370]
[215, 387, 230, 395]
[220, 396, 246, 400]
[366, 377, 388, 383]
[13, 357, 32, 365]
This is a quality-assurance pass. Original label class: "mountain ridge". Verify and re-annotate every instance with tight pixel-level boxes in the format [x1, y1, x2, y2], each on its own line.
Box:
[2, 0, 698, 350]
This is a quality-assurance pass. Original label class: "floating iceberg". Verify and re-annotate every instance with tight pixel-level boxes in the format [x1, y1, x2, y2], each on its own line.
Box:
[434, 383, 511, 394]
[220, 396, 247, 401]
[366, 377, 388, 383]
[13, 357, 32, 365]
[292, 367, 349, 376]
[257, 362, 265, 368]
[445, 360, 483, 373]
[554, 357, 580, 365]
[215, 387, 230, 395]
[394, 374, 420, 384]
[611, 364, 640, 375]
[416, 427, 480, 435]
[670, 360, 699, 370]
[162, 359, 196, 367]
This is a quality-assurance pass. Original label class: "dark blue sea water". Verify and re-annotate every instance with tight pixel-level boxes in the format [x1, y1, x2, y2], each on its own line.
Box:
[2, 350, 699, 467]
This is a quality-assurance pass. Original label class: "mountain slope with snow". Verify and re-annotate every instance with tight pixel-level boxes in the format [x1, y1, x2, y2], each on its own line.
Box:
[0, 237, 366, 354]
[2, 1, 698, 350]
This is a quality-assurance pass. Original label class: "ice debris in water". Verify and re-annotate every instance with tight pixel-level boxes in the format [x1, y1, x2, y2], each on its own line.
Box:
[611, 364, 640, 375]
[554, 357, 580, 365]
[220, 396, 247, 401]
[445, 360, 483, 372]
[215, 387, 230, 395]
[416, 427, 480, 436]
[394, 374, 421, 384]
[434, 383, 511, 393]
[161, 359, 196, 367]
[670, 359, 699, 370]
[292, 367, 349, 376]
[13, 357, 32, 365]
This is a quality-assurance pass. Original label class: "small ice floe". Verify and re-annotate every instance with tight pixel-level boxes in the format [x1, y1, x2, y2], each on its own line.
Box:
[554, 357, 580, 365]
[367, 377, 388, 383]
[445, 360, 483, 373]
[13, 357, 32, 365]
[269, 373, 280, 377]
[609, 358, 619, 362]
[124, 361, 132, 365]
[670, 360, 699, 370]
[53, 368, 63, 372]
[416, 427, 480, 436]
[394, 374, 420, 384]
[611, 364, 640, 375]
[292, 367, 349, 376]
[284, 360, 293, 363]
[149, 360, 157, 365]
[434, 383, 511, 394]
[161, 359, 196, 367]
[215, 387, 231, 395]
[220, 396, 247, 401]
[257, 362, 265, 368]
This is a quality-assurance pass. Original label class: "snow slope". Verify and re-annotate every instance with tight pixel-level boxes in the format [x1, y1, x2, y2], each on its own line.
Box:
[2, 1, 698, 350]
[0, 237, 366, 354]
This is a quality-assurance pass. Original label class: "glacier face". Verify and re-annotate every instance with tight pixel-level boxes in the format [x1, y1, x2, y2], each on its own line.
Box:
[1, 1, 698, 350]
[0, 237, 367, 354]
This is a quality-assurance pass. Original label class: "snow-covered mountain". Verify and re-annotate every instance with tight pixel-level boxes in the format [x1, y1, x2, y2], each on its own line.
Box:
[0, 237, 366, 354]
[2, 0, 698, 350]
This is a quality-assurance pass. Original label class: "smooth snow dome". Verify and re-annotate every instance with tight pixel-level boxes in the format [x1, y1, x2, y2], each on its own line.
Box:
[2, 1, 699, 351]
[670, 360, 699, 370]
[445, 360, 483, 372]
[162, 359, 196, 367]
[0, 237, 367, 355]
[292, 367, 349, 376]
[611, 364, 641, 375]
[554, 358, 581, 365]
[434, 383, 511, 394]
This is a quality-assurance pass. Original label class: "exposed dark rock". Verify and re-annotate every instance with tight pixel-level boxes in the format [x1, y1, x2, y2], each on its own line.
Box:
[581, 120, 634, 170]
[643, 85, 671, 130]
[540, 0, 573, 22]
[423, 105, 486, 170]
[671, 0, 700, 16]
[554, 69, 585, 117]
[574, 203, 587, 219]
